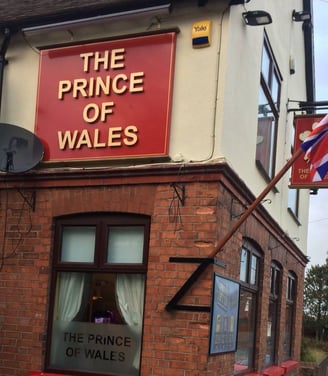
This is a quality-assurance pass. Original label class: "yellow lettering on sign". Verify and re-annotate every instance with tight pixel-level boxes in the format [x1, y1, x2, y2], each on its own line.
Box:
[76, 129, 92, 149]
[58, 73, 144, 100]
[58, 80, 72, 99]
[82, 102, 115, 124]
[80, 48, 125, 72]
[129, 72, 144, 93]
[124, 125, 138, 146]
[57, 126, 139, 150]
[57, 130, 79, 149]
[108, 127, 123, 147]
[94, 129, 106, 148]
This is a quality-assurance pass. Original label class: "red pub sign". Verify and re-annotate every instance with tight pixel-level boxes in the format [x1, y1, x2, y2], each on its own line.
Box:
[35, 32, 177, 162]
[290, 114, 328, 188]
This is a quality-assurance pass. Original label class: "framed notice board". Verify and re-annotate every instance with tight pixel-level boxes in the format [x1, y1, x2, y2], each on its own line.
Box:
[209, 274, 240, 355]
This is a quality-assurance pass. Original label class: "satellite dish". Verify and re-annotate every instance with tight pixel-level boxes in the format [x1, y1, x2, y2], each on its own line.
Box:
[0, 123, 44, 173]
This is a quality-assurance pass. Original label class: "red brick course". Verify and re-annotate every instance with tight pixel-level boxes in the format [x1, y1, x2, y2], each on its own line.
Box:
[0, 166, 306, 375]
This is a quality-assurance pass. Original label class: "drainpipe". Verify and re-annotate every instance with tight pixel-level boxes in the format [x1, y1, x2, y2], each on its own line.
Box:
[0, 28, 11, 116]
[302, 0, 315, 108]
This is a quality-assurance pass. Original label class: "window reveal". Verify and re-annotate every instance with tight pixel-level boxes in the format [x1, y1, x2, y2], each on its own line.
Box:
[46, 214, 150, 376]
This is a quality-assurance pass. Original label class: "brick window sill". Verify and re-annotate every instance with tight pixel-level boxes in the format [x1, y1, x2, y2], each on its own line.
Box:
[242, 361, 298, 376]
[281, 360, 298, 373]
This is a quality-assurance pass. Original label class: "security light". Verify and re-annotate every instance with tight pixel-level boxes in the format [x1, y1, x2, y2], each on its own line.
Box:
[292, 9, 311, 22]
[242, 10, 272, 26]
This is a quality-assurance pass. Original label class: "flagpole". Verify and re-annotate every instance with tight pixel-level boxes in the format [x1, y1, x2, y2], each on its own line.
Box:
[209, 147, 304, 258]
[166, 147, 304, 310]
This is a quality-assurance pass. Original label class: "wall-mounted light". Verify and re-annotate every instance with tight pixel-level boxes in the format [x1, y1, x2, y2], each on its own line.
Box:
[229, 0, 250, 4]
[292, 9, 311, 22]
[242, 10, 272, 26]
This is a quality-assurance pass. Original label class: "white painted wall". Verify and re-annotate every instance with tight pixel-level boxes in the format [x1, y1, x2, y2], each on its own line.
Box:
[0, 0, 310, 253]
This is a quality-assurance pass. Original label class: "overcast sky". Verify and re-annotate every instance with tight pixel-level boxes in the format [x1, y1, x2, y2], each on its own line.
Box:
[306, 0, 328, 267]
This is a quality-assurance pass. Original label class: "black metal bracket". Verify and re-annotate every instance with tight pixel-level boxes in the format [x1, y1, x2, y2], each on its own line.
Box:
[230, 198, 247, 220]
[165, 257, 226, 312]
[170, 183, 185, 206]
[231, 198, 271, 220]
[17, 189, 36, 211]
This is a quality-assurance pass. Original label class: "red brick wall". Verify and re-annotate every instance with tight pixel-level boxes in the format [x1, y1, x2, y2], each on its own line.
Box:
[0, 172, 306, 376]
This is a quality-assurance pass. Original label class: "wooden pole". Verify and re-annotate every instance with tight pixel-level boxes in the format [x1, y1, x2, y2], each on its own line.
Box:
[209, 147, 304, 258]
[166, 148, 304, 311]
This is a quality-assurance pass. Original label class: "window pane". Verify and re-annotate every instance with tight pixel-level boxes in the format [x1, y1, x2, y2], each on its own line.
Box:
[257, 86, 275, 175]
[270, 266, 280, 296]
[284, 304, 293, 359]
[271, 70, 280, 106]
[257, 36, 280, 180]
[288, 189, 298, 215]
[266, 301, 277, 366]
[50, 271, 144, 375]
[107, 226, 144, 263]
[261, 44, 270, 85]
[250, 255, 258, 285]
[287, 275, 295, 301]
[240, 249, 249, 282]
[61, 226, 96, 262]
[234, 290, 255, 373]
[258, 86, 271, 117]
[270, 267, 274, 294]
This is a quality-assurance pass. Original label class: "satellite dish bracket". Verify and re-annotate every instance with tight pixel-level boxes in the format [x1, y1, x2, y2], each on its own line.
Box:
[0, 123, 44, 173]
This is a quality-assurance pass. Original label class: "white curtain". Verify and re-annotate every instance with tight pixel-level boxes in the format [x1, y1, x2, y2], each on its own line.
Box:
[51, 272, 87, 364]
[116, 274, 145, 370]
[55, 272, 86, 321]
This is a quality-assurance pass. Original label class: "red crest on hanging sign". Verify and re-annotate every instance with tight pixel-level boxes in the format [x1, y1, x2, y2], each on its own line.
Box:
[290, 114, 328, 188]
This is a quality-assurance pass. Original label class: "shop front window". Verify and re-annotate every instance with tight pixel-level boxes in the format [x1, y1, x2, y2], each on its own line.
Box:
[46, 213, 150, 376]
[234, 239, 262, 374]
[266, 263, 281, 366]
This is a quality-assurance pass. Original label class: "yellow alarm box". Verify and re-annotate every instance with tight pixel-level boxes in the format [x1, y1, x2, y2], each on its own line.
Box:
[192, 20, 211, 48]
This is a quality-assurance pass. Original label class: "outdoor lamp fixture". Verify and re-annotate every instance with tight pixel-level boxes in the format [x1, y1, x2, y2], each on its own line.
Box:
[292, 9, 311, 22]
[229, 0, 250, 4]
[242, 10, 272, 26]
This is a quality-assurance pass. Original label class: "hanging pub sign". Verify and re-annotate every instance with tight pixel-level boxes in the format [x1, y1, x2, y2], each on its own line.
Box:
[290, 114, 328, 188]
[35, 32, 177, 162]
